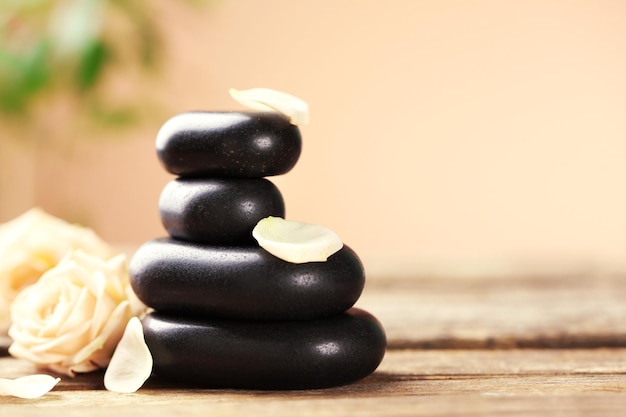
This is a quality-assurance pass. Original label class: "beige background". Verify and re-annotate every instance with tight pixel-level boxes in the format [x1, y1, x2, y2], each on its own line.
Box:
[2, 0, 626, 275]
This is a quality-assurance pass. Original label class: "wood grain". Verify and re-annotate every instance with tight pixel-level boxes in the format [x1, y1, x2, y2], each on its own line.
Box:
[359, 272, 626, 348]
[3, 272, 626, 416]
[3, 349, 626, 416]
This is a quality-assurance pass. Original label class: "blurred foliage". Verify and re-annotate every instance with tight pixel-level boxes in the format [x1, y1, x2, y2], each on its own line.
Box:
[0, 0, 206, 141]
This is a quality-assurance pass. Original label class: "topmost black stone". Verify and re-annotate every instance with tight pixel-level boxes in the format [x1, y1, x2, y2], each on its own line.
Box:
[156, 111, 302, 178]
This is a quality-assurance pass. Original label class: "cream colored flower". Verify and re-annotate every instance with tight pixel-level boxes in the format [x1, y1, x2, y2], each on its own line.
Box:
[0, 208, 115, 333]
[8, 249, 145, 377]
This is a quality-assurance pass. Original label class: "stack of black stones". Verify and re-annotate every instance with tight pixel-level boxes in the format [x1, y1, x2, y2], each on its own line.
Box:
[129, 110, 386, 389]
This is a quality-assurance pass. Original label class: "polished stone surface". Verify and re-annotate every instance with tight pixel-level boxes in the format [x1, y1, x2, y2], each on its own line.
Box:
[156, 111, 302, 178]
[129, 238, 365, 320]
[159, 177, 285, 245]
[142, 308, 386, 389]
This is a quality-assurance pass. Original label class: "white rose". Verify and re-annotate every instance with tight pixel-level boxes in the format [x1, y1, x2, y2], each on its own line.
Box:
[0, 208, 115, 333]
[8, 249, 145, 377]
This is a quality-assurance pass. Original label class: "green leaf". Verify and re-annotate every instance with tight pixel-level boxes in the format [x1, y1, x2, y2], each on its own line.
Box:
[21, 39, 51, 93]
[88, 100, 138, 129]
[96, 108, 137, 127]
[77, 40, 108, 89]
[0, 39, 51, 112]
[108, 0, 161, 68]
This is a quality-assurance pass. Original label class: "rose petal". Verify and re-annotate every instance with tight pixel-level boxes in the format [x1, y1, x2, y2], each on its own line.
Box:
[252, 217, 343, 263]
[229, 87, 309, 125]
[57, 287, 96, 336]
[0, 374, 60, 399]
[104, 317, 152, 393]
[8, 343, 69, 365]
[74, 300, 130, 366]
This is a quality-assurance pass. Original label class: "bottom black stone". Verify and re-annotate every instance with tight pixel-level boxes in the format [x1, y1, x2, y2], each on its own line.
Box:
[142, 308, 386, 390]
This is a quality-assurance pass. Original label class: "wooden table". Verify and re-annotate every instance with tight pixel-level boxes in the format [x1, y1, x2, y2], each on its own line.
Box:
[3, 271, 626, 416]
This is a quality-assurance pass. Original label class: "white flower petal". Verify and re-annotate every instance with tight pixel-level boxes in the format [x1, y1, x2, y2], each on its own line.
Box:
[0, 374, 60, 399]
[8, 343, 69, 365]
[252, 217, 343, 264]
[229, 87, 309, 125]
[104, 317, 152, 393]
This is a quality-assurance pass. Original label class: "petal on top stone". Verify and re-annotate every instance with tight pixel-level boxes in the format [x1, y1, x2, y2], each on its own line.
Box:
[252, 216, 343, 264]
[229, 88, 309, 125]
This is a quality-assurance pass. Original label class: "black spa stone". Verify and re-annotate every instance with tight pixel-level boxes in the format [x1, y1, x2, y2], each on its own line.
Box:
[129, 238, 365, 320]
[142, 308, 386, 390]
[155, 111, 302, 178]
[159, 177, 285, 245]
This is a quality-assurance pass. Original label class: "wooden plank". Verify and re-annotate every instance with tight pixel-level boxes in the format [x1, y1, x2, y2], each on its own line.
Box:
[3, 349, 626, 416]
[359, 272, 626, 348]
[4, 273, 626, 415]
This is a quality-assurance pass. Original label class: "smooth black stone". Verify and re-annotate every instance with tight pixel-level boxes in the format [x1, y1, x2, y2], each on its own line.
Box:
[155, 111, 302, 178]
[129, 238, 365, 320]
[159, 177, 285, 245]
[142, 308, 386, 389]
